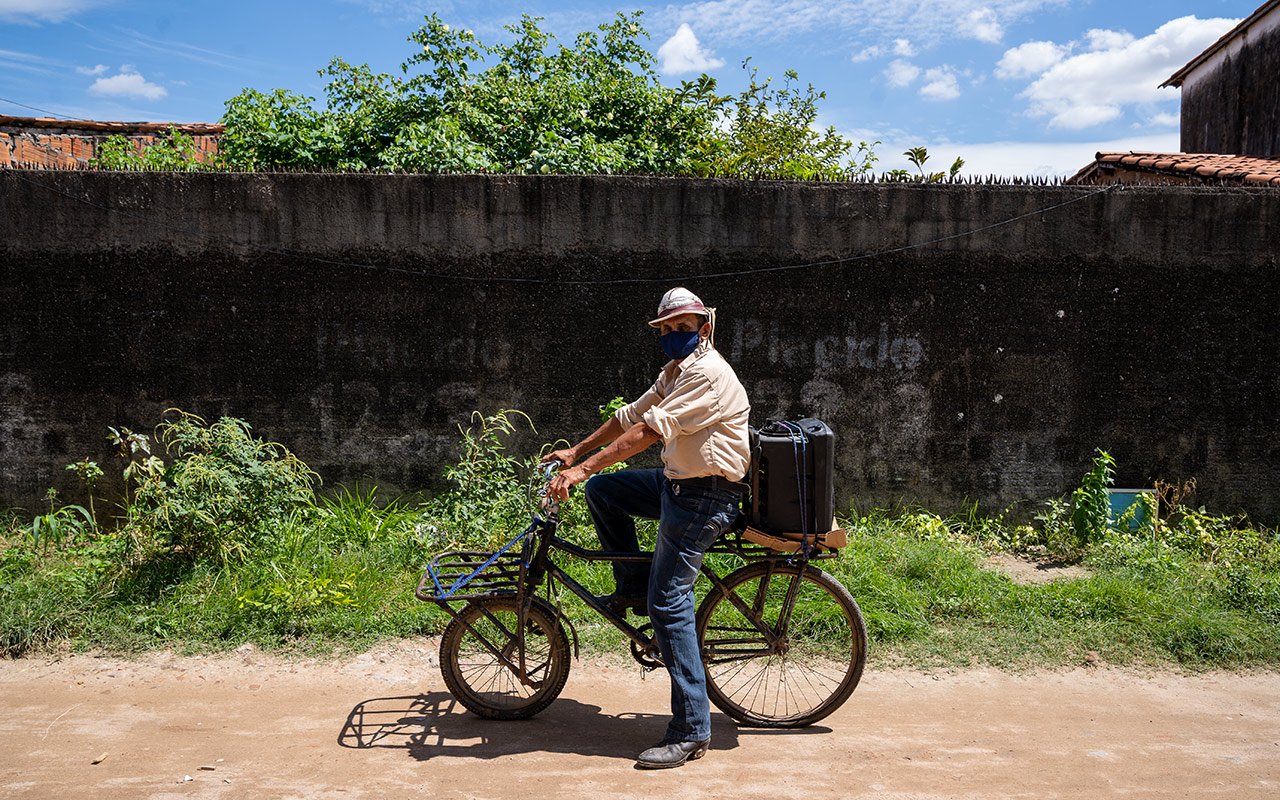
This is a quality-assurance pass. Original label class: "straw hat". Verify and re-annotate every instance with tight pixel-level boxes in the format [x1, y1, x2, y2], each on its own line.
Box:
[647, 287, 712, 327]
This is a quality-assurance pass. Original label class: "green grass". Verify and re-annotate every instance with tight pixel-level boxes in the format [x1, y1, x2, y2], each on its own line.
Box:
[819, 513, 1280, 670]
[5, 502, 1279, 671]
[3, 411, 1279, 671]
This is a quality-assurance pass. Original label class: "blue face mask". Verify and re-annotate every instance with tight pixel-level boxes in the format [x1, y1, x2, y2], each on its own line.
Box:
[660, 329, 701, 360]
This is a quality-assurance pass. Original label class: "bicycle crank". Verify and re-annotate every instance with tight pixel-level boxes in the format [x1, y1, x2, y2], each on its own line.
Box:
[629, 624, 665, 671]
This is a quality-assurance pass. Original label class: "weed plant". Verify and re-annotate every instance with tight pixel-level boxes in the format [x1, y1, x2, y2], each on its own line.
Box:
[1, 413, 1278, 672]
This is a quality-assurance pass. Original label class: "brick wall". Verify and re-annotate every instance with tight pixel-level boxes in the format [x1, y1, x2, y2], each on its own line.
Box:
[0, 115, 222, 169]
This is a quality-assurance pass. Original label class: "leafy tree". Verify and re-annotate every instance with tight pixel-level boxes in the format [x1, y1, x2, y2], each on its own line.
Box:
[694, 61, 877, 179]
[217, 88, 345, 169]
[218, 12, 878, 179]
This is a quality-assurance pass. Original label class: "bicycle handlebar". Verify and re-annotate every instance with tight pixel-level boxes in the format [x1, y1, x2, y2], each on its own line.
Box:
[537, 459, 563, 517]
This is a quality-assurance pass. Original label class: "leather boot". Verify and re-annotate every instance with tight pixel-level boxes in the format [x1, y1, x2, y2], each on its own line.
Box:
[635, 738, 710, 769]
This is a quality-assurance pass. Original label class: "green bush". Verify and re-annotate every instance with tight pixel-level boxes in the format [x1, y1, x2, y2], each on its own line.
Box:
[89, 128, 211, 171]
[1070, 449, 1115, 549]
[123, 410, 319, 563]
[419, 409, 544, 552]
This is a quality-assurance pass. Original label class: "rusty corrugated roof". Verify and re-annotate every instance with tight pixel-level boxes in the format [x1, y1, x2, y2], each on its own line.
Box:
[0, 114, 223, 134]
[1069, 151, 1280, 186]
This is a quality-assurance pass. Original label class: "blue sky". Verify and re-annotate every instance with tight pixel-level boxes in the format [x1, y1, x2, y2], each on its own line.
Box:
[0, 1, 1254, 175]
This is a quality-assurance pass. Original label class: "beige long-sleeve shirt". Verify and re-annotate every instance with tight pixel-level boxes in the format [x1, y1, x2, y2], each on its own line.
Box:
[615, 340, 751, 481]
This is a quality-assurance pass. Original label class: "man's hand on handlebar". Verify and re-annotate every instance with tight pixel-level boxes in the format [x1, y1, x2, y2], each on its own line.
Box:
[547, 465, 588, 502]
[542, 447, 577, 468]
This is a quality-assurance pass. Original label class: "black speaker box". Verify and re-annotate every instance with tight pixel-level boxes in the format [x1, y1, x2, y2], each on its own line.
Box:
[748, 418, 835, 536]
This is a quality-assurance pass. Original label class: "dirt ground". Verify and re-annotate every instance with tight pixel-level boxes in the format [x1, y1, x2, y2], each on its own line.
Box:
[2, 642, 1278, 799]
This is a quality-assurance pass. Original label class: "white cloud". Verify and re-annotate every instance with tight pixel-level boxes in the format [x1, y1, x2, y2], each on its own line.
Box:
[341, 1, 455, 21]
[1007, 15, 1239, 130]
[1053, 105, 1121, 129]
[884, 59, 920, 87]
[671, 1, 1064, 46]
[867, 132, 1182, 178]
[959, 8, 1003, 43]
[76, 63, 108, 76]
[852, 44, 884, 62]
[1149, 112, 1179, 128]
[0, 47, 59, 76]
[657, 23, 725, 75]
[853, 38, 913, 62]
[919, 67, 961, 100]
[1083, 28, 1135, 51]
[106, 27, 272, 72]
[0, 0, 98, 23]
[995, 41, 1067, 79]
[88, 68, 167, 101]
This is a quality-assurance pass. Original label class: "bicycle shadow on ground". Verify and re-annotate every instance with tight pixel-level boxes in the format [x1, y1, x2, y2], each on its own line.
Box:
[339, 693, 827, 763]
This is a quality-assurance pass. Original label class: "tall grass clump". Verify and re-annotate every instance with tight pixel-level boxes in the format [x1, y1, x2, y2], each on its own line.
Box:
[419, 409, 545, 552]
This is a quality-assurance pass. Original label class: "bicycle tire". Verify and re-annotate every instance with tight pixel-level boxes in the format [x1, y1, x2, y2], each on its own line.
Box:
[439, 595, 571, 720]
[697, 561, 867, 727]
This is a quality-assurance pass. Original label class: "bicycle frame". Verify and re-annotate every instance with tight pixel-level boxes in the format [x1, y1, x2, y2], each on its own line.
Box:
[416, 462, 841, 687]
[419, 509, 834, 683]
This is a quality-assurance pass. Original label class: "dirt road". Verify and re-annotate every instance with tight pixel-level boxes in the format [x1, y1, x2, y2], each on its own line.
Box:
[2, 642, 1277, 799]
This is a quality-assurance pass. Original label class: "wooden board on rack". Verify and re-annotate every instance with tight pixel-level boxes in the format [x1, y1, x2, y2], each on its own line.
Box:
[741, 525, 847, 553]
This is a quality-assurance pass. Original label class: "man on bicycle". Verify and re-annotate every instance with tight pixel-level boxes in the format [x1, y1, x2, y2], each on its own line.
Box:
[545, 287, 750, 769]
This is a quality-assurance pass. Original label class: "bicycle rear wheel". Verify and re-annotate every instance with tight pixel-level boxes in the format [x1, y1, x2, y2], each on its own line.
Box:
[697, 561, 866, 727]
[439, 595, 571, 720]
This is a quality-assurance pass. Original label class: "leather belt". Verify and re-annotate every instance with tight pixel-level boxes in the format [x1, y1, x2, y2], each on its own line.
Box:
[671, 475, 748, 495]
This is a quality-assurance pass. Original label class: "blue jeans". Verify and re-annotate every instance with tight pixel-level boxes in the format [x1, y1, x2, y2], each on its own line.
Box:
[583, 468, 741, 743]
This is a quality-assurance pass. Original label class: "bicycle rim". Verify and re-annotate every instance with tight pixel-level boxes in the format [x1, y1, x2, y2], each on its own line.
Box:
[698, 562, 867, 727]
[439, 596, 570, 720]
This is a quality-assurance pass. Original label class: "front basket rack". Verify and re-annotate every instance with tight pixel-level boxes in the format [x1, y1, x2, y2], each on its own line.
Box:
[415, 519, 536, 604]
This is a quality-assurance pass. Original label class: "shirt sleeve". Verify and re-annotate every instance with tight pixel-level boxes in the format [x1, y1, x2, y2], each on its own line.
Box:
[615, 373, 666, 428]
[640, 370, 722, 443]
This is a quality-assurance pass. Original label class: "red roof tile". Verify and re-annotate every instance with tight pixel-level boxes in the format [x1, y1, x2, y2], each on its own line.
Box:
[1070, 151, 1280, 186]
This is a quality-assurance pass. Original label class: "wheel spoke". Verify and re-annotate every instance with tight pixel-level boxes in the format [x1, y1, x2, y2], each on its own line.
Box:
[440, 598, 570, 719]
[699, 564, 866, 727]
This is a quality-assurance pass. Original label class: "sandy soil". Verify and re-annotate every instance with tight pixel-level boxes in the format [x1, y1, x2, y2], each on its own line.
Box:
[2, 642, 1278, 799]
[983, 553, 1092, 585]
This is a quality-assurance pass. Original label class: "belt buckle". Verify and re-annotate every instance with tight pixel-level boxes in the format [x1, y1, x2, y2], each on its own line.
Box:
[672, 483, 681, 495]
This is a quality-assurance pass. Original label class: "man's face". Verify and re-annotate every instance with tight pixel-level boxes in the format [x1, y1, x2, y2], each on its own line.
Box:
[659, 313, 710, 338]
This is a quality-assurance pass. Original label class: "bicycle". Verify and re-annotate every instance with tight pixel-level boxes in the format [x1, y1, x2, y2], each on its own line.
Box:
[415, 462, 867, 728]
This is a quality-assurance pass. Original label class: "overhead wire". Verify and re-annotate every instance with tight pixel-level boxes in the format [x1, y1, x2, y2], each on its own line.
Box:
[2, 168, 1117, 286]
[0, 96, 78, 120]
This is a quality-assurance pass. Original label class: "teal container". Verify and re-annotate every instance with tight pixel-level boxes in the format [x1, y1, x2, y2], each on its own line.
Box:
[1108, 488, 1154, 530]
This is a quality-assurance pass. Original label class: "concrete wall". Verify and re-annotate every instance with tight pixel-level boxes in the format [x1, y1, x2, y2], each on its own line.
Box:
[1180, 22, 1280, 157]
[2, 172, 1278, 521]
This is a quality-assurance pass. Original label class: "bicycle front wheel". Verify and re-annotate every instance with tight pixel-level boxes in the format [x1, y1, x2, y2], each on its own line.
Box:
[697, 561, 867, 727]
[439, 595, 571, 720]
